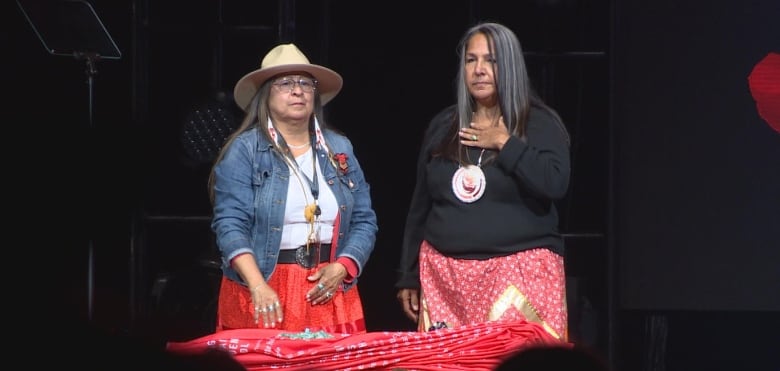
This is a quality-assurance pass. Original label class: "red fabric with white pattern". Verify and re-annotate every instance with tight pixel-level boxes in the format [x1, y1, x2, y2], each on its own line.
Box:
[167, 320, 565, 370]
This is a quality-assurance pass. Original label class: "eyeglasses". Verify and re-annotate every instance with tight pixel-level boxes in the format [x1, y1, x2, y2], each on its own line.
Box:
[272, 77, 318, 93]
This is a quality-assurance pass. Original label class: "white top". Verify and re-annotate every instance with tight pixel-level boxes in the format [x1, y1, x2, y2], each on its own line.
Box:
[280, 147, 337, 250]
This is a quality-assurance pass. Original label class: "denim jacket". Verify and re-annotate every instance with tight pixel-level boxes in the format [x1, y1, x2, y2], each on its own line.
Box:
[211, 127, 378, 291]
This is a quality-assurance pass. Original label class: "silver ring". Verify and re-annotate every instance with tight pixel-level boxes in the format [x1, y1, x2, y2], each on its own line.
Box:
[273, 301, 281, 308]
[316, 283, 325, 290]
[266, 305, 274, 312]
[325, 292, 333, 298]
[259, 307, 267, 313]
[471, 134, 478, 141]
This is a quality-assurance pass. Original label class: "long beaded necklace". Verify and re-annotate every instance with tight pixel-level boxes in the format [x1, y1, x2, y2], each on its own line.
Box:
[267, 118, 321, 246]
[291, 147, 321, 244]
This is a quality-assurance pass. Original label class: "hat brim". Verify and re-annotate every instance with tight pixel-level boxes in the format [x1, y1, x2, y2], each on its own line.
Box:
[233, 64, 343, 111]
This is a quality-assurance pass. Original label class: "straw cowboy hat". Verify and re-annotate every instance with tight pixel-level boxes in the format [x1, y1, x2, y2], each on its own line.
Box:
[233, 43, 343, 111]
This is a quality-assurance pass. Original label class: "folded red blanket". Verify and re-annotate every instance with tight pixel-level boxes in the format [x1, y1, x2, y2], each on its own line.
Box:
[166, 320, 566, 370]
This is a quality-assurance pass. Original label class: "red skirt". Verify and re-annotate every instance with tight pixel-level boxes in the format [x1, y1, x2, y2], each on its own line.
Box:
[216, 261, 366, 334]
[417, 240, 567, 340]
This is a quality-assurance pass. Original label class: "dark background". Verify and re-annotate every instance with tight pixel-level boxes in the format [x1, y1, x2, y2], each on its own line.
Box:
[613, 0, 780, 312]
[6, 0, 779, 370]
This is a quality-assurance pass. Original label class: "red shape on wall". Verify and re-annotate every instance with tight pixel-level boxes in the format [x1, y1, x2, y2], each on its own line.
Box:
[748, 52, 780, 134]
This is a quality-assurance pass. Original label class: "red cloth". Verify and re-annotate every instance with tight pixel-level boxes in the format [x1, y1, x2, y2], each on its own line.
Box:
[167, 320, 566, 370]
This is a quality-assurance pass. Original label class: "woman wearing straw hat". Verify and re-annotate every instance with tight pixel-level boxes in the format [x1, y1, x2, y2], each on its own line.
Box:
[208, 43, 378, 334]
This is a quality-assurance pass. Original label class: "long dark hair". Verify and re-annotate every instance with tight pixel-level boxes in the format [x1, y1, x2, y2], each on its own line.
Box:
[207, 78, 327, 204]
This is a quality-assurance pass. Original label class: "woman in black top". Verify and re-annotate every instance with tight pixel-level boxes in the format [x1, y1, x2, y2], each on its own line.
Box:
[395, 22, 571, 340]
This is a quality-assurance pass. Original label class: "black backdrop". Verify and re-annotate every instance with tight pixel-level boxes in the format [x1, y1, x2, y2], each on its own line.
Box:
[611, 1, 780, 369]
[11, 0, 779, 369]
[613, 0, 780, 312]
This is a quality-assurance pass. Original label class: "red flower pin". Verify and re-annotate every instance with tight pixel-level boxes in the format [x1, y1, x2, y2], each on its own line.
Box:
[333, 153, 349, 175]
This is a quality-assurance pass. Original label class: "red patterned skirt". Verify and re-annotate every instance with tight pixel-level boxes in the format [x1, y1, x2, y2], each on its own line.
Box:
[216, 261, 366, 334]
[417, 240, 567, 340]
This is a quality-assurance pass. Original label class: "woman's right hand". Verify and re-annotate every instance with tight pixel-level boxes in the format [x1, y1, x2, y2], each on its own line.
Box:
[232, 254, 283, 327]
[396, 288, 420, 323]
[250, 282, 283, 328]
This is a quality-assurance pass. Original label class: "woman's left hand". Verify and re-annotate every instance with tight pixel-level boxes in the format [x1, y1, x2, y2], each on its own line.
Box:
[305, 262, 347, 305]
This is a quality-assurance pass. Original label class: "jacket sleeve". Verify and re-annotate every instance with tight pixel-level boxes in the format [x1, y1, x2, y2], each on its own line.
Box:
[211, 134, 257, 264]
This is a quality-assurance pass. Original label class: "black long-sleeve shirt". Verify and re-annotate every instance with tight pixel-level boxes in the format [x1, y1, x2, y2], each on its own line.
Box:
[396, 104, 571, 290]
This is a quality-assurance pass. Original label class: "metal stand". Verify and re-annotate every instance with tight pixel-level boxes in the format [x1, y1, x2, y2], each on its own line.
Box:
[17, 0, 121, 322]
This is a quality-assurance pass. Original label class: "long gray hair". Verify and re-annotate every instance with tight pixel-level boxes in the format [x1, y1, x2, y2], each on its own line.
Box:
[450, 22, 569, 164]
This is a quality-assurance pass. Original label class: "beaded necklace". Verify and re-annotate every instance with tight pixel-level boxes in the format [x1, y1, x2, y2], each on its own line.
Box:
[267, 118, 321, 245]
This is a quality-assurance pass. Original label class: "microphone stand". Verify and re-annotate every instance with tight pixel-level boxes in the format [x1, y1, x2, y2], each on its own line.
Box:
[75, 50, 101, 322]
[16, 0, 122, 326]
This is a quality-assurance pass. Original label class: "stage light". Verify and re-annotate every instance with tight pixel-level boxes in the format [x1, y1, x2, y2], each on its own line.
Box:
[180, 91, 240, 166]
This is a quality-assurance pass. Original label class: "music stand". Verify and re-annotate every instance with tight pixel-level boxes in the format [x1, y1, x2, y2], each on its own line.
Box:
[17, 0, 121, 126]
[16, 0, 121, 322]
